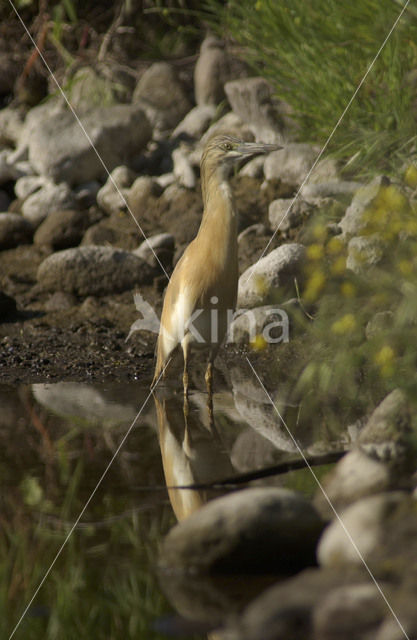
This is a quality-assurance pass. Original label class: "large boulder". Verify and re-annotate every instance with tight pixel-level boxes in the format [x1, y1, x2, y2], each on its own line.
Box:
[27, 105, 151, 184]
[37, 245, 154, 296]
[159, 487, 324, 574]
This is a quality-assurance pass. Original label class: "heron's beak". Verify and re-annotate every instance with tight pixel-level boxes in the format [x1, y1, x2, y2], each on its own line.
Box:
[236, 141, 282, 157]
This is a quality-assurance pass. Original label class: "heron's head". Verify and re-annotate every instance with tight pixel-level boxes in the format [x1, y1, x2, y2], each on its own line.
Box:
[201, 134, 281, 180]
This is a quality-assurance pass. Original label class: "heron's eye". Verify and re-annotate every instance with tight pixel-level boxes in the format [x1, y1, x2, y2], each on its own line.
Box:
[223, 142, 233, 151]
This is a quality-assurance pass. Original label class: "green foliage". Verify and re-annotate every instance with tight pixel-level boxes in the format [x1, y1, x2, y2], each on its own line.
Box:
[285, 173, 417, 429]
[204, 0, 417, 176]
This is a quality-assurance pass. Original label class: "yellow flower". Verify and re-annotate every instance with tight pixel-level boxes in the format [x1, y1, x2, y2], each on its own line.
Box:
[326, 236, 343, 255]
[341, 281, 356, 298]
[250, 334, 267, 351]
[304, 270, 326, 302]
[330, 256, 346, 275]
[404, 164, 417, 189]
[307, 243, 324, 261]
[331, 313, 356, 335]
[379, 185, 408, 213]
[398, 260, 413, 276]
[312, 224, 327, 242]
[374, 345, 395, 377]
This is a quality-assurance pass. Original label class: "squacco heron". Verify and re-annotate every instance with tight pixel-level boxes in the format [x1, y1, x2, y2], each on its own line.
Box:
[152, 134, 280, 422]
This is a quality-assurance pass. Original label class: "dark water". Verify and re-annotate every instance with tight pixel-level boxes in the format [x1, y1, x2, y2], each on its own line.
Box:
[0, 369, 351, 639]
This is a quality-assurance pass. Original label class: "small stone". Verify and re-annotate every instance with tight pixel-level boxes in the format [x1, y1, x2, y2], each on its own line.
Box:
[366, 310, 394, 339]
[132, 62, 192, 134]
[225, 77, 290, 143]
[96, 166, 136, 215]
[127, 176, 161, 219]
[37, 245, 154, 296]
[237, 243, 306, 308]
[229, 305, 289, 346]
[134, 232, 174, 260]
[339, 176, 390, 239]
[269, 198, 312, 232]
[172, 104, 216, 139]
[346, 233, 383, 273]
[33, 209, 92, 249]
[21, 181, 76, 227]
[264, 144, 319, 187]
[317, 492, 405, 568]
[301, 180, 363, 200]
[15, 175, 46, 200]
[159, 487, 324, 574]
[194, 36, 228, 106]
[172, 146, 196, 189]
[0, 212, 33, 249]
[0, 105, 25, 146]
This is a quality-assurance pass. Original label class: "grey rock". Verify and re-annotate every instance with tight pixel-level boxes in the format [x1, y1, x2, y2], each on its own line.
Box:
[229, 305, 289, 346]
[339, 176, 389, 239]
[27, 105, 151, 184]
[194, 36, 228, 106]
[237, 243, 306, 308]
[132, 62, 192, 134]
[0, 213, 33, 249]
[33, 209, 92, 249]
[37, 245, 154, 296]
[127, 175, 161, 219]
[264, 144, 338, 187]
[73, 181, 101, 208]
[0, 149, 30, 185]
[365, 310, 394, 339]
[133, 231, 174, 271]
[313, 583, 385, 640]
[358, 389, 410, 461]
[239, 155, 265, 178]
[237, 223, 267, 243]
[15, 175, 46, 200]
[0, 105, 25, 146]
[172, 104, 216, 139]
[21, 180, 76, 227]
[224, 77, 290, 143]
[317, 492, 405, 567]
[159, 487, 323, 573]
[96, 165, 136, 215]
[346, 234, 383, 273]
[134, 232, 175, 261]
[67, 65, 133, 112]
[200, 111, 252, 148]
[301, 180, 363, 200]
[172, 146, 196, 189]
[269, 198, 313, 233]
[16, 99, 65, 151]
[236, 568, 357, 640]
[314, 448, 392, 517]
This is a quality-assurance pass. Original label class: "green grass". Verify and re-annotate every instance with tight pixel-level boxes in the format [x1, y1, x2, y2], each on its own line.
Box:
[204, 0, 417, 177]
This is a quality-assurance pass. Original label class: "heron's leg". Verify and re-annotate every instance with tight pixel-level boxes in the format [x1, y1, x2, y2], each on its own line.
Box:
[182, 338, 192, 451]
[205, 359, 215, 432]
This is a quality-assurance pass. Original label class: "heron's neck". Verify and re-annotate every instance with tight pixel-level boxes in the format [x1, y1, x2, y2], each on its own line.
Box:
[200, 168, 237, 237]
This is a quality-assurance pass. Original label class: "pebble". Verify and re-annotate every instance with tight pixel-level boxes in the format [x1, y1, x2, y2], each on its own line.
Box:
[0, 212, 33, 249]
